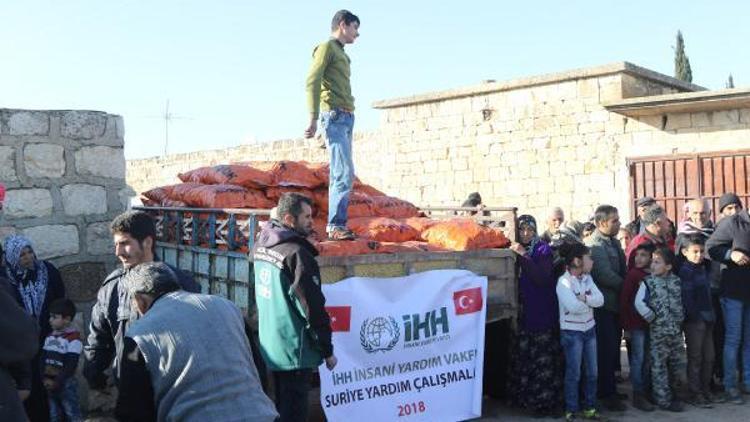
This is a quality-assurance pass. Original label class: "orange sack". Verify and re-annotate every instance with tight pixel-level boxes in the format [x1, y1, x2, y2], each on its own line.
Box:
[400, 217, 439, 234]
[348, 217, 420, 243]
[264, 187, 314, 203]
[142, 184, 179, 202]
[313, 190, 375, 218]
[178, 164, 274, 189]
[421, 218, 511, 251]
[314, 239, 381, 257]
[355, 184, 386, 197]
[371, 196, 420, 219]
[170, 184, 275, 209]
[271, 161, 326, 189]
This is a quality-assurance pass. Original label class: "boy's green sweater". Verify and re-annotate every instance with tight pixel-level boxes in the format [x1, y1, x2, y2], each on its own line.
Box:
[306, 39, 355, 119]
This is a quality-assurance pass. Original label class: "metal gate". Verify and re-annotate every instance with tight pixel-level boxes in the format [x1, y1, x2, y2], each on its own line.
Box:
[628, 150, 750, 223]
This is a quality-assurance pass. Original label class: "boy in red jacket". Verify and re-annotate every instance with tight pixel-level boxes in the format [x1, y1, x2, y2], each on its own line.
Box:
[620, 243, 656, 411]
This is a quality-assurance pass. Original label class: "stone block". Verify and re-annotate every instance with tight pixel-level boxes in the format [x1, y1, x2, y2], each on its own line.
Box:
[690, 112, 711, 128]
[712, 110, 740, 126]
[577, 79, 599, 99]
[0, 146, 17, 181]
[59, 262, 107, 302]
[75, 146, 125, 178]
[665, 113, 691, 130]
[61, 111, 107, 139]
[22, 225, 79, 259]
[61, 184, 107, 216]
[353, 263, 405, 278]
[86, 222, 114, 255]
[5, 189, 53, 218]
[8, 111, 49, 135]
[24, 144, 65, 178]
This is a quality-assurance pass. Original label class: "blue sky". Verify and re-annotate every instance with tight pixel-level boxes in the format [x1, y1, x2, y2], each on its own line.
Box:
[2, 1, 748, 159]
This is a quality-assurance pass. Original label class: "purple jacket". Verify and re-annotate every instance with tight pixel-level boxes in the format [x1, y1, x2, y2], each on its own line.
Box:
[517, 241, 558, 332]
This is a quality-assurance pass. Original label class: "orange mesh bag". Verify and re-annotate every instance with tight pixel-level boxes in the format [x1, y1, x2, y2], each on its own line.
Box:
[421, 218, 511, 251]
[371, 196, 420, 219]
[348, 217, 420, 243]
[354, 184, 386, 197]
[313, 190, 375, 218]
[314, 239, 381, 257]
[142, 184, 178, 203]
[171, 184, 275, 209]
[178, 164, 274, 189]
[161, 199, 187, 207]
[401, 217, 440, 234]
[270, 161, 325, 188]
[264, 187, 313, 203]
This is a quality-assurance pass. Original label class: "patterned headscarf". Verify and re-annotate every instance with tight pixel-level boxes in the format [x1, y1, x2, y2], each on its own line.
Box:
[517, 214, 541, 255]
[4, 235, 48, 318]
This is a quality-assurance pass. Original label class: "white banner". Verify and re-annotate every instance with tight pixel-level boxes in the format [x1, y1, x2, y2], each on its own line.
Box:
[320, 269, 487, 422]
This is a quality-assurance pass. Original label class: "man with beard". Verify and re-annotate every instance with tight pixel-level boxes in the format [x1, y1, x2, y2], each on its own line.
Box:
[83, 211, 199, 397]
[253, 193, 337, 422]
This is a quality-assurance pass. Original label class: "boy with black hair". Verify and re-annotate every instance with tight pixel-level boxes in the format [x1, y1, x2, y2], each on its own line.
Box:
[619, 242, 655, 411]
[42, 298, 82, 422]
[635, 247, 686, 412]
[679, 234, 721, 407]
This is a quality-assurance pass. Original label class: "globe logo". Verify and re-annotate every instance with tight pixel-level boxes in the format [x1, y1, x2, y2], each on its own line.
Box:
[360, 316, 400, 353]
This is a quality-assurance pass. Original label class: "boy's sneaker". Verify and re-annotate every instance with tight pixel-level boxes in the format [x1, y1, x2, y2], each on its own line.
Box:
[581, 408, 605, 420]
[686, 393, 713, 408]
[564, 411, 577, 421]
[632, 393, 655, 411]
[723, 388, 744, 404]
[662, 400, 685, 412]
[327, 228, 356, 241]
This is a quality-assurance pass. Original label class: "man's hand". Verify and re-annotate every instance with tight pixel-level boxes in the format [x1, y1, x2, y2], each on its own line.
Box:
[18, 389, 30, 401]
[731, 251, 750, 266]
[509, 243, 526, 256]
[304, 118, 318, 139]
[325, 355, 338, 371]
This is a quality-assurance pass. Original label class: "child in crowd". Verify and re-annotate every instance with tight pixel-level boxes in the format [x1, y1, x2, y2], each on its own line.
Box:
[42, 298, 83, 422]
[619, 243, 656, 411]
[556, 243, 604, 421]
[679, 234, 722, 407]
[635, 247, 685, 412]
[581, 222, 596, 240]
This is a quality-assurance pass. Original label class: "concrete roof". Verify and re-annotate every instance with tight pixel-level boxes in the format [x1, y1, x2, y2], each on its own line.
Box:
[604, 88, 750, 116]
[372, 62, 706, 109]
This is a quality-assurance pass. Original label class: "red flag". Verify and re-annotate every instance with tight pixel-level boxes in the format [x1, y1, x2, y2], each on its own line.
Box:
[453, 287, 483, 315]
[326, 306, 352, 332]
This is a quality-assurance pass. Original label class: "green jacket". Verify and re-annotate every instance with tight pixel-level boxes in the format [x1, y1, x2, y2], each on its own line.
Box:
[306, 39, 355, 119]
[253, 220, 332, 371]
[585, 230, 626, 313]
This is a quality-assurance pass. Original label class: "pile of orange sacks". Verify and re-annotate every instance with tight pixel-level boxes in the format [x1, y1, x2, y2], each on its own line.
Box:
[141, 161, 510, 255]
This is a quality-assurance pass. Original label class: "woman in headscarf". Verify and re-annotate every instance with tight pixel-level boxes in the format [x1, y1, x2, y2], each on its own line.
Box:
[4, 235, 65, 422]
[507, 215, 564, 417]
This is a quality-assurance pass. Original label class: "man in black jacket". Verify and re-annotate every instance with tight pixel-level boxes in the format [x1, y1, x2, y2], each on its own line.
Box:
[83, 211, 199, 394]
[706, 205, 750, 403]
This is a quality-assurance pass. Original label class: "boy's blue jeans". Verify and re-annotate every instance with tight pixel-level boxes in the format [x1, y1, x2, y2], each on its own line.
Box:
[721, 297, 750, 391]
[320, 109, 355, 232]
[48, 377, 82, 422]
[561, 327, 598, 412]
[629, 329, 647, 392]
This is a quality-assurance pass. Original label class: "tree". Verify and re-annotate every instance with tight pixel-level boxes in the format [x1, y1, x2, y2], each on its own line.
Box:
[726, 74, 735, 89]
[674, 30, 693, 83]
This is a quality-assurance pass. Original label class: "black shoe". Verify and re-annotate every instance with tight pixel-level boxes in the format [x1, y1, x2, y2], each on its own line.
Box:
[601, 396, 626, 411]
[632, 393, 655, 411]
[686, 393, 713, 408]
[663, 400, 684, 412]
[327, 228, 356, 241]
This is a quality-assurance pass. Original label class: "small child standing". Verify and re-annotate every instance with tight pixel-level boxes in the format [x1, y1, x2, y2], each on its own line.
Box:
[635, 247, 685, 412]
[679, 234, 721, 407]
[619, 243, 656, 411]
[42, 298, 83, 422]
[556, 243, 604, 421]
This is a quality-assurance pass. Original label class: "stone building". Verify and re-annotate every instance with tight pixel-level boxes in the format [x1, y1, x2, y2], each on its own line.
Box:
[127, 62, 750, 224]
[0, 109, 129, 315]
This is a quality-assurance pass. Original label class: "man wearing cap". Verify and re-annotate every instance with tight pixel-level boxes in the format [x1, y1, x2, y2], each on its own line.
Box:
[719, 193, 743, 219]
[625, 205, 672, 268]
[115, 262, 278, 422]
[707, 195, 750, 403]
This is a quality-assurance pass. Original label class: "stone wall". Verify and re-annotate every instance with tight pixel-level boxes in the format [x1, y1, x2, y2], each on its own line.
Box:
[126, 62, 750, 224]
[0, 109, 129, 306]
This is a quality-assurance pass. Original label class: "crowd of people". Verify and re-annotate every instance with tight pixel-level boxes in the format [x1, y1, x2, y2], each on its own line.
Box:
[506, 192, 748, 420]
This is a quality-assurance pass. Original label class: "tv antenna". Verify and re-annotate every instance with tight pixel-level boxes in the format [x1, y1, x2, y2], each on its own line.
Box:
[146, 100, 193, 156]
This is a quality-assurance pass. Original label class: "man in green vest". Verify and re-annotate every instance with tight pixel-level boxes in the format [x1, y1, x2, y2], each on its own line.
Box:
[304, 9, 360, 241]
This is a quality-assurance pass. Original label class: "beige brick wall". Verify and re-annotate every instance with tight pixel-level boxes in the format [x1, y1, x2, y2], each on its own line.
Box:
[127, 65, 750, 225]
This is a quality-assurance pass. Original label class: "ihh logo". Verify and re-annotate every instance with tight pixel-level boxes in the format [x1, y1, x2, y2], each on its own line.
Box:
[402, 307, 450, 341]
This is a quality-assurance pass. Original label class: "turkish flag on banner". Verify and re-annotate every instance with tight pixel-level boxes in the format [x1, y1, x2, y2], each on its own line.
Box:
[453, 287, 483, 315]
[326, 306, 352, 332]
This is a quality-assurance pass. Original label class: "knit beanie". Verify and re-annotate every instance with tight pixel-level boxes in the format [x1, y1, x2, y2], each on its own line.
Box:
[719, 193, 742, 212]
